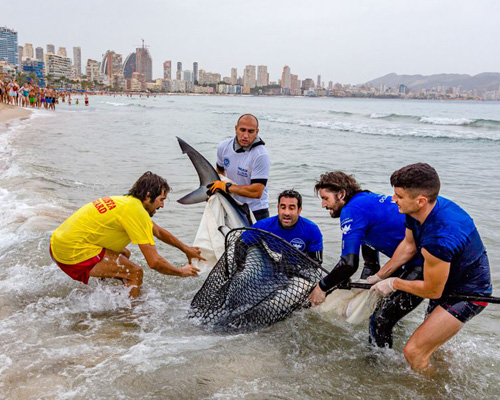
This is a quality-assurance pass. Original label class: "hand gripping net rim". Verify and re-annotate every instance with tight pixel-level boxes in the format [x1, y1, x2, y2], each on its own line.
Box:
[189, 227, 323, 331]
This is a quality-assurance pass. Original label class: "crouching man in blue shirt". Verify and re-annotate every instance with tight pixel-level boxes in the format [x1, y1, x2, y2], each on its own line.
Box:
[252, 189, 323, 263]
[371, 163, 492, 372]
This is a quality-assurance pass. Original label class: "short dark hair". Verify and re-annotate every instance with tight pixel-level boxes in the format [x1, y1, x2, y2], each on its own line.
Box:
[314, 171, 362, 202]
[237, 114, 259, 128]
[127, 171, 170, 201]
[390, 163, 440, 203]
[278, 189, 302, 208]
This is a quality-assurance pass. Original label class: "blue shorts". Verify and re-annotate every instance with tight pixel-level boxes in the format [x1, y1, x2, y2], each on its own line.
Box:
[427, 298, 487, 323]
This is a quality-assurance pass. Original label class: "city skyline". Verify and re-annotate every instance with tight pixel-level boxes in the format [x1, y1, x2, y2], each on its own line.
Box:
[5, 0, 500, 85]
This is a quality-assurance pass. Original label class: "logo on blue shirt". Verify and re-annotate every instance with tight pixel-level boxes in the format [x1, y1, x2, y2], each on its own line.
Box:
[290, 238, 306, 251]
[340, 224, 352, 235]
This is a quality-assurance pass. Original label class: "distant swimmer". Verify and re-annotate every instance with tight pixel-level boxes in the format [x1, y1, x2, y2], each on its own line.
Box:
[307, 171, 423, 347]
[50, 172, 205, 297]
[85, 94, 89, 106]
[76, 98, 79, 106]
[208, 114, 271, 221]
[369, 163, 492, 372]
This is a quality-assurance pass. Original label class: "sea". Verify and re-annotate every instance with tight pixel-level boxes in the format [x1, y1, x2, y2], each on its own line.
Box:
[0, 95, 499, 399]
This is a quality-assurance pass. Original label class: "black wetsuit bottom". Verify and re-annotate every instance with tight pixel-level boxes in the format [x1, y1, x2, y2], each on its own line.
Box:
[369, 265, 424, 348]
[253, 208, 270, 221]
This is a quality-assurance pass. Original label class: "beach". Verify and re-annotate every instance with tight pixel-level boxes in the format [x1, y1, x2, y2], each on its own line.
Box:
[0, 95, 499, 399]
[0, 103, 32, 124]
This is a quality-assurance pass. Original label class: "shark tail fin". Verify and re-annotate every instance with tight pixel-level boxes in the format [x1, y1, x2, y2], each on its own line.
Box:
[176, 136, 220, 205]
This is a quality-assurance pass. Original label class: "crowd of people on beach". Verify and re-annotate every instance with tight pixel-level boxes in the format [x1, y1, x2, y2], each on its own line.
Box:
[0, 79, 90, 110]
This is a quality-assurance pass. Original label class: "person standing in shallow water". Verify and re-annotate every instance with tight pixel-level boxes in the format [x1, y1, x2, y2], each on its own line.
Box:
[207, 114, 271, 221]
[50, 172, 205, 297]
[370, 163, 492, 372]
[307, 171, 424, 348]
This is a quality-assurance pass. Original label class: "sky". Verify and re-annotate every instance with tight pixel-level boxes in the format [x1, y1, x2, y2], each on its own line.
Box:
[6, 0, 500, 84]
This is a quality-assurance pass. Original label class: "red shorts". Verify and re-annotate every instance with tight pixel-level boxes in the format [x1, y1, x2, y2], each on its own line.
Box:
[50, 246, 106, 284]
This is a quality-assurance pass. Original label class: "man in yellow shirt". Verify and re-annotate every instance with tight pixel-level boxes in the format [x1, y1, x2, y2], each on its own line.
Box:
[50, 171, 204, 297]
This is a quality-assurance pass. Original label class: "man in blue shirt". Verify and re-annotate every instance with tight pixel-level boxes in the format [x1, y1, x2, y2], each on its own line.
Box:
[370, 163, 492, 372]
[308, 171, 423, 348]
[252, 189, 323, 262]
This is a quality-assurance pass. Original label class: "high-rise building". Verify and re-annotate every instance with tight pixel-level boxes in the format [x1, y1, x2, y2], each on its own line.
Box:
[123, 52, 136, 79]
[44, 53, 72, 80]
[176, 62, 182, 80]
[193, 62, 198, 84]
[291, 74, 299, 91]
[136, 46, 152, 82]
[281, 65, 291, 89]
[257, 65, 268, 87]
[22, 59, 45, 86]
[243, 65, 256, 89]
[0, 26, 18, 65]
[302, 78, 315, 90]
[317, 75, 321, 89]
[198, 69, 221, 85]
[24, 43, 34, 59]
[163, 60, 171, 80]
[230, 68, 237, 85]
[100, 50, 123, 78]
[73, 46, 81, 76]
[17, 46, 23, 68]
[35, 47, 43, 61]
[46, 44, 55, 54]
[183, 70, 193, 82]
[86, 59, 100, 82]
[57, 47, 67, 57]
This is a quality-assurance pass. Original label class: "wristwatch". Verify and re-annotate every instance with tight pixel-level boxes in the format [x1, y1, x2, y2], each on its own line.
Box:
[226, 182, 232, 193]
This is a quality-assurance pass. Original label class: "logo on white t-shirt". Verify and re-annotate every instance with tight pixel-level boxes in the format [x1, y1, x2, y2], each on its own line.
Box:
[224, 158, 230, 168]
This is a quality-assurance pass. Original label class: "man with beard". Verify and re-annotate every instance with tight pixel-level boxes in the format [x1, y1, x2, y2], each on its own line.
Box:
[50, 171, 203, 297]
[308, 171, 423, 348]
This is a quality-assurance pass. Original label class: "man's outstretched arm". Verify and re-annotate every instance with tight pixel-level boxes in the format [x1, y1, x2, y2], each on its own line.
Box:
[152, 222, 205, 263]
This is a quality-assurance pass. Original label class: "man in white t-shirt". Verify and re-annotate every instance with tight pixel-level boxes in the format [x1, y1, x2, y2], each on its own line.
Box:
[208, 114, 271, 220]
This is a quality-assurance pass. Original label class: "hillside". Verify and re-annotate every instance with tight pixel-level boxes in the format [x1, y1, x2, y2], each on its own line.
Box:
[365, 72, 500, 91]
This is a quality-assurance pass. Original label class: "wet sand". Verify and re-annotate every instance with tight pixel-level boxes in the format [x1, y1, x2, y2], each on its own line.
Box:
[0, 103, 32, 126]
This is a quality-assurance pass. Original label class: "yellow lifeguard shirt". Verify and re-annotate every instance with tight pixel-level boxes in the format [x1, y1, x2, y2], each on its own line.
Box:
[50, 196, 155, 264]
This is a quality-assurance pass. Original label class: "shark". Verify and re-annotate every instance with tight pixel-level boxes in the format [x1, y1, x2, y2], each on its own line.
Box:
[176, 136, 254, 229]
[178, 137, 319, 330]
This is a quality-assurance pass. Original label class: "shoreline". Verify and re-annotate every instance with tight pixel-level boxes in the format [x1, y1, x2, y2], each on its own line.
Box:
[0, 104, 33, 129]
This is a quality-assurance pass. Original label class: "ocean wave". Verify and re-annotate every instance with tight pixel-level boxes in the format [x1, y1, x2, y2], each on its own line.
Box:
[329, 110, 500, 129]
[212, 110, 240, 115]
[99, 101, 128, 106]
[420, 117, 475, 126]
[369, 112, 420, 121]
[99, 101, 161, 110]
[261, 115, 500, 141]
[328, 110, 354, 116]
[420, 116, 500, 128]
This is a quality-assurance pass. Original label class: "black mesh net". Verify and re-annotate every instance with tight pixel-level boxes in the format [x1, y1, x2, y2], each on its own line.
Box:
[189, 227, 323, 331]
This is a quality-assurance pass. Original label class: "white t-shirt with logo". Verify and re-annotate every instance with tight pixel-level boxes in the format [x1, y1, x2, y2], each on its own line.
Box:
[217, 137, 270, 211]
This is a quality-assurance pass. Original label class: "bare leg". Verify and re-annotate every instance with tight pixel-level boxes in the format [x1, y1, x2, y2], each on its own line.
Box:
[120, 248, 131, 259]
[89, 249, 143, 298]
[404, 305, 463, 372]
